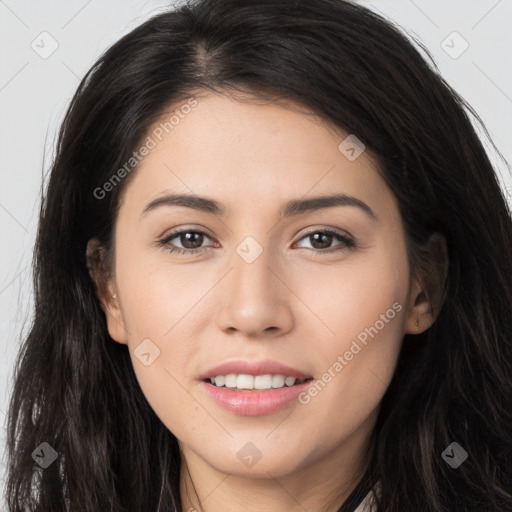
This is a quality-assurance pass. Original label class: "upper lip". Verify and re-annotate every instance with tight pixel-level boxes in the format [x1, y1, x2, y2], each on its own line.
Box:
[199, 360, 313, 381]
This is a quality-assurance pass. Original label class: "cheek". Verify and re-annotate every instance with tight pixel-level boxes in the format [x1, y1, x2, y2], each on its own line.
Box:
[305, 243, 409, 356]
[113, 250, 206, 429]
[114, 240, 210, 341]
[294, 243, 409, 435]
[111, 241, 209, 401]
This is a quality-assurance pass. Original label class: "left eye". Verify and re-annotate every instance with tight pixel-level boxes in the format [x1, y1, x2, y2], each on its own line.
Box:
[158, 228, 355, 255]
[295, 229, 355, 252]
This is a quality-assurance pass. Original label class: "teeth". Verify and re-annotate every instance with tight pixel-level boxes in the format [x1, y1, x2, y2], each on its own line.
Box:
[224, 374, 237, 388]
[210, 373, 305, 390]
[237, 374, 254, 389]
[255, 375, 273, 389]
[272, 375, 285, 388]
[284, 376, 296, 386]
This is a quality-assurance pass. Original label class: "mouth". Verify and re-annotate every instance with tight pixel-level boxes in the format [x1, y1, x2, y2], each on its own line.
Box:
[200, 376, 315, 416]
[198, 360, 314, 414]
[204, 374, 314, 391]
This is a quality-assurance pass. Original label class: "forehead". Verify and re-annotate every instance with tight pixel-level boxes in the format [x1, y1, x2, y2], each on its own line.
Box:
[118, 90, 393, 220]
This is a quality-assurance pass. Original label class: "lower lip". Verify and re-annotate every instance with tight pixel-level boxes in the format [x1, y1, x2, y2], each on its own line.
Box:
[200, 379, 313, 416]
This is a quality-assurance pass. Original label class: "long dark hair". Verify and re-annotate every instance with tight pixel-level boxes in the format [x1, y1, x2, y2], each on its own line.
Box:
[5, 0, 512, 510]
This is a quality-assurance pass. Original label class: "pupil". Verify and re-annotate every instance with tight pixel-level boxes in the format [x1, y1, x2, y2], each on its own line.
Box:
[312, 233, 331, 249]
[182, 232, 203, 249]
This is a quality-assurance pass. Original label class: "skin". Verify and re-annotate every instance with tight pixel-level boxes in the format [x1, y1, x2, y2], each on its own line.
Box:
[87, 90, 444, 512]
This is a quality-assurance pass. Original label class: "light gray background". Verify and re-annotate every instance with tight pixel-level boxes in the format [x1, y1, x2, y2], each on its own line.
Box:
[0, 0, 511, 508]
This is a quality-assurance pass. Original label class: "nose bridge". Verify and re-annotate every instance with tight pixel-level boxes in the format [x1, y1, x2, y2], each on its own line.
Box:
[230, 235, 277, 305]
[215, 234, 292, 335]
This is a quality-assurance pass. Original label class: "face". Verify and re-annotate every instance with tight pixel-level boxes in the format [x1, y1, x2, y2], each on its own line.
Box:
[90, 90, 429, 484]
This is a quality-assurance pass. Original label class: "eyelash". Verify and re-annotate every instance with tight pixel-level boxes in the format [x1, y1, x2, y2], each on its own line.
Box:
[158, 227, 356, 256]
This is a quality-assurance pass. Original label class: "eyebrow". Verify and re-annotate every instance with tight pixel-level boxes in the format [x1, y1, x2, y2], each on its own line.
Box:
[140, 192, 377, 221]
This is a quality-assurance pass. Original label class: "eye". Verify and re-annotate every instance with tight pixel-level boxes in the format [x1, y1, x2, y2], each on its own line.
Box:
[158, 229, 216, 255]
[294, 228, 355, 253]
[158, 227, 356, 256]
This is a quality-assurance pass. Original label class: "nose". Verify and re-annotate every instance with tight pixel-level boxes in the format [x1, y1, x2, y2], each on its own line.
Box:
[215, 242, 294, 339]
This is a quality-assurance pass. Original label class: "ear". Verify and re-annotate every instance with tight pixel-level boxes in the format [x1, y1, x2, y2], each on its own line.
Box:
[86, 237, 128, 344]
[405, 232, 449, 334]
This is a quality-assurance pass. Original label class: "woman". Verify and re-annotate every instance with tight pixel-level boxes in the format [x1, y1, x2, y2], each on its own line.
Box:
[4, 0, 512, 510]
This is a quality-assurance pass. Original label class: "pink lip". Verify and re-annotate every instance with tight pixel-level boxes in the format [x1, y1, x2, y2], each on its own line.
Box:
[200, 379, 314, 416]
[198, 359, 312, 381]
